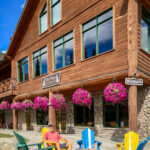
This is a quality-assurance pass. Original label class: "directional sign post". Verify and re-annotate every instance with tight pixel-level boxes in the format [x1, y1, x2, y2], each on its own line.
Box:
[125, 78, 143, 86]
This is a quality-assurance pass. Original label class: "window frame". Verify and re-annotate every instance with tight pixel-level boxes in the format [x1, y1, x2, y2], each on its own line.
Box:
[17, 57, 29, 83]
[82, 8, 113, 60]
[39, 3, 48, 34]
[102, 98, 128, 128]
[141, 7, 150, 53]
[36, 110, 48, 125]
[33, 46, 48, 78]
[74, 99, 94, 127]
[53, 31, 74, 71]
[51, 0, 61, 26]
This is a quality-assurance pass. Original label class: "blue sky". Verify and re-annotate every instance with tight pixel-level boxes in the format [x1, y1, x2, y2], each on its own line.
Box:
[0, 0, 26, 53]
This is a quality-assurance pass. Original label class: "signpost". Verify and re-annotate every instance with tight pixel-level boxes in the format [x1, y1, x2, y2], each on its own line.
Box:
[42, 72, 61, 88]
[125, 78, 143, 86]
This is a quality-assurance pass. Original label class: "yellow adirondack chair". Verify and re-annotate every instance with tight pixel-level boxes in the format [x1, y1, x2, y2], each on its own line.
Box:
[41, 127, 67, 150]
[116, 131, 139, 150]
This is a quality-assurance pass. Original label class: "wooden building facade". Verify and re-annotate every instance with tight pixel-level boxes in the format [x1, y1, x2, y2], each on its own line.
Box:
[0, 0, 150, 138]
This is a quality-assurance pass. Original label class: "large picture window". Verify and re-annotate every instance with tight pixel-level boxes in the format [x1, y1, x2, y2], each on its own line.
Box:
[33, 47, 47, 77]
[141, 7, 150, 53]
[39, 4, 47, 34]
[36, 110, 48, 125]
[74, 99, 94, 127]
[82, 8, 113, 59]
[51, 0, 61, 25]
[17, 57, 29, 83]
[54, 31, 74, 70]
[103, 98, 128, 128]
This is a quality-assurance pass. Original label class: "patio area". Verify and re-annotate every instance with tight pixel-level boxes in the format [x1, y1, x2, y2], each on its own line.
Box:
[0, 129, 149, 150]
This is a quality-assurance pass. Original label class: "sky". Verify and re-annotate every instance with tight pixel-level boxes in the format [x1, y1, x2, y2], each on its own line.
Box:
[0, 0, 26, 53]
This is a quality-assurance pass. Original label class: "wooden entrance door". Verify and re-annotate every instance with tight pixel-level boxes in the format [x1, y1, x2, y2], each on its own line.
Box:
[26, 110, 31, 130]
[56, 110, 66, 133]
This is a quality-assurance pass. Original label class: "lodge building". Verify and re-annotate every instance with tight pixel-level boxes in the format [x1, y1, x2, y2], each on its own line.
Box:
[0, 0, 150, 139]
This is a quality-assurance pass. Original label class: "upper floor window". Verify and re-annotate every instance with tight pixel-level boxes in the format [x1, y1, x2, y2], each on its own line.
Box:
[33, 46, 48, 77]
[51, 0, 61, 25]
[39, 4, 47, 34]
[54, 31, 74, 70]
[141, 7, 150, 53]
[17, 57, 29, 83]
[82, 8, 113, 60]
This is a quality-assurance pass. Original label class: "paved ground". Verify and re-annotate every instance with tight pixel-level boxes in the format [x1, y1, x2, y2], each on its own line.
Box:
[0, 129, 149, 150]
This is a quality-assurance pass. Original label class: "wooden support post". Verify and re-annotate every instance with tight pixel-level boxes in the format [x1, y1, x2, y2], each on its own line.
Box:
[128, 86, 138, 132]
[13, 109, 18, 131]
[127, 0, 138, 132]
[49, 91, 56, 131]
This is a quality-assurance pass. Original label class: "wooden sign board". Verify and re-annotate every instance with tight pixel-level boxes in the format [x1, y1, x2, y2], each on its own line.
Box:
[125, 78, 143, 86]
[42, 72, 61, 88]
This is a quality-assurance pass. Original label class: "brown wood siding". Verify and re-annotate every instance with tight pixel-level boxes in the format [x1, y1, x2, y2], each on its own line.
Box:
[12, 0, 128, 95]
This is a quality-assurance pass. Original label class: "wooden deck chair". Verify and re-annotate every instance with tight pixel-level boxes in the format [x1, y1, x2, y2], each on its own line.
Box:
[116, 131, 139, 150]
[13, 131, 54, 150]
[41, 127, 67, 150]
[77, 128, 102, 150]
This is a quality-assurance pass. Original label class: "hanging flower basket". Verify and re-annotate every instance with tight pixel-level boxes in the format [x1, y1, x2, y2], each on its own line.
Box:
[22, 99, 33, 109]
[104, 83, 128, 104]
[11, 102, 24, 111]
[0, 101, 10, 110]
[72, 88, 92, 108]
[50, 94, 66, 110]
[33, 96, 49, 111]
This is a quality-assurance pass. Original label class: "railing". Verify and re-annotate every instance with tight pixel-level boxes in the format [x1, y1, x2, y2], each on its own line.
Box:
[0, 78, 17, 94]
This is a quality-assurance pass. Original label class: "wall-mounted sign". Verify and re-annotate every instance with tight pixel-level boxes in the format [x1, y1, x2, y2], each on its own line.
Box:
[125, 78, 143, 86]
[42, 72, 61, 88]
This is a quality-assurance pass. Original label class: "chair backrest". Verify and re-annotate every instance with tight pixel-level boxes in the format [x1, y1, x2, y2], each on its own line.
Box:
[136, 136, 150, 150]
[82, 128, 95, 149]
[13, 131, 27, 145]
[124, 131, 139, 150]
[41, 127, 49, 138]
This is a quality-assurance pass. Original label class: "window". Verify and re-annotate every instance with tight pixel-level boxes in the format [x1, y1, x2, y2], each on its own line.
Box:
[82, 8, 113, 59]
[17, 57, 29, 83]
[51, 0, 61, 25]
[39, 4, 48, 34]
[36, 110, 48, 125]
[103, 98, 128, 128]
[74, 99, 94, 127]
[141, 7, 150, 53]
[33, 47, 48, 77]
[54, 31, 74, 70]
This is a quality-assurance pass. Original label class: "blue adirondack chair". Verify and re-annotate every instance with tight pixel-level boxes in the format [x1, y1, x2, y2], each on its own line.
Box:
[77, 128, 102, 150]
[136, 136, 150, 150]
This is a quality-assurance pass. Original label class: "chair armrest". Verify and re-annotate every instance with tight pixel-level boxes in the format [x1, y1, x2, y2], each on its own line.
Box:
[77, 140, 83, 148]
[116, 143, 124, 150]
[27, 143, 42, 147]
[39, 146, 55, 150]
[94, 140, 102, 150]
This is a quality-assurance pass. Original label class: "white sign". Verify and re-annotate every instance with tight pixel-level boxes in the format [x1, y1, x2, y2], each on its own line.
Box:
[42, 72, 61, 88]
[125, 78, 143, 86]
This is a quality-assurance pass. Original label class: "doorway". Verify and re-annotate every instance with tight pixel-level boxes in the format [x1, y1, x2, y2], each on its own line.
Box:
[26, 110, 31, 130]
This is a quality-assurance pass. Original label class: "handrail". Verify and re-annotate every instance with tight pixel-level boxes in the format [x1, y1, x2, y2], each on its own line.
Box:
[0, 78, 17, 94]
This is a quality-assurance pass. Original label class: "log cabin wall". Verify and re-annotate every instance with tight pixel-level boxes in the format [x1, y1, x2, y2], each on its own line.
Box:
[137, 0, 150, 79]
[11, 0, 128, 96]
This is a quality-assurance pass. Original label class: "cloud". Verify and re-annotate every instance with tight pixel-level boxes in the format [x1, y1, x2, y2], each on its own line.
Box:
[2, 50, 7, 54]
[21, 2, 25, 9]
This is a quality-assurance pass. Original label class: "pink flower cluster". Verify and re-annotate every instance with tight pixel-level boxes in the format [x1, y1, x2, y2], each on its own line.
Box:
[72, 88, 92, 108]
[11, 102, 24, 111]
[22, 99, 33, 109]
[33, 96, 49, 111]
[0, 101, 10, 110]
[104, 83, 128, 104]
[51, 94, 66, 110]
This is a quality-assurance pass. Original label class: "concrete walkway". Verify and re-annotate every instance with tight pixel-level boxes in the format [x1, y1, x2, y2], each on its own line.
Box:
[0, 129, 149, 150]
